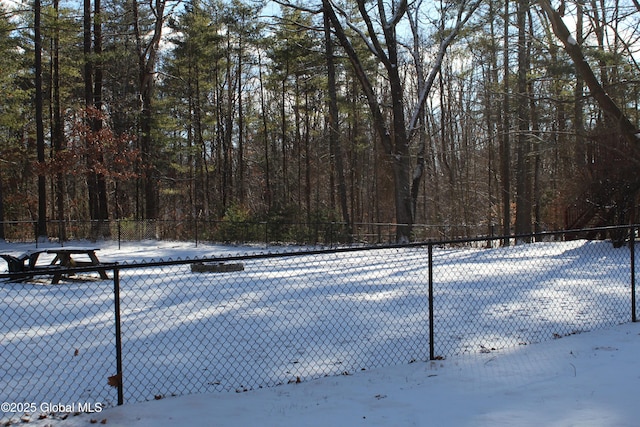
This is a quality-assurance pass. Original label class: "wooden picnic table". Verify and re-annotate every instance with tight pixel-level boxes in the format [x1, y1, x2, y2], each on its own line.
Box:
[46, 247, 109, 283]
[1, 247, 112, 284]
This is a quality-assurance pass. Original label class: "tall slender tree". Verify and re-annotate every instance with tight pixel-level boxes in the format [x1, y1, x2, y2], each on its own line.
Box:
[515, 0, 533, 239]
[51, 0, 66, 240]
[83, 0, 109, 236]
[323, 0, 351, 232]
[501, 0, 511, 243]
[0, 4, 25, 240]
[35, 0, 47, 241]
[132, 0, 172, 220]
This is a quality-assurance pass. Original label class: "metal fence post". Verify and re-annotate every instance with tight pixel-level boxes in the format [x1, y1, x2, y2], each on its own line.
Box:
[195, 219, 199, 248]
[428, 241, 435, 360]
[264, 222, 268, 247]
[631, 226, 636, 323]
[113, 267, 124, 405]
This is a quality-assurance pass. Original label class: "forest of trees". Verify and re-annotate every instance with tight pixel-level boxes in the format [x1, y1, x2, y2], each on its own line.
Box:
[1, 0, 640, 243]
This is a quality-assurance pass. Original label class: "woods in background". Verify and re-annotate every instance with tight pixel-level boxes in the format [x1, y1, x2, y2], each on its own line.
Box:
[1, 0, 640, 242]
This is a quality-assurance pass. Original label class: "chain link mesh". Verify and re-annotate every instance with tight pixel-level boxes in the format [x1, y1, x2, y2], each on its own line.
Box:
[0, 232, 637, 423]
[119, 248, 430, 401]
[0, 280, 117, 422]
[432, 240, 631, 357]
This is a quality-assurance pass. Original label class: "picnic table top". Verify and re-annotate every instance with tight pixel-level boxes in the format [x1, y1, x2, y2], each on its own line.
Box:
[1, 247, 100, 257]
[46, 247, 100, 253]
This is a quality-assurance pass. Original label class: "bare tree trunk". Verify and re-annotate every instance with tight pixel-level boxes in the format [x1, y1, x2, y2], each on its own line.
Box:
[94, 0, 109, 232]
[305, 93, 311, 218]
[237, 30, 245, 206]
[500, 0, 511, 244]
[280, 76, 288, 208]
[407, 2, 426, 223]
[223, 32, 234, 212]
[52, 0, 66, 241]
[323, 2, 351, 235]
[132, 0, 166, 221]
[192, 62, 206, 217]
[82, 0, 109, 237]
[529, 10, 542, 234]
[258, 51, 271, 210]
[0, 172, 5, 240]
[294, 79, 302, 216]
[515, 0, 532, 241]
[35, 0, 47, 241]
[574, 1, 586, 169]
[323, 0, 413, 242]
[486, 0, 500, 238]
[84, 0, 98, 224]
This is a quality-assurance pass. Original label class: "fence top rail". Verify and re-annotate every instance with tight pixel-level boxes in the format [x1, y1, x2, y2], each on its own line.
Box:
[112, 241, 435, 270]
[113, 224, 637, 268]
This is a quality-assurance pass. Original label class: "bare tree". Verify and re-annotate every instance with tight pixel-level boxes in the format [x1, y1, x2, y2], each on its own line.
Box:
[515, 0, 533, 239]
[501, 0, 511, 242]
[538, 0, 638, 143]
[323, 0, 480, 242]
[84, 0, 109, 236]
[52, 0, 65, 240]
[323, 1, 351, 233]
[35, 0, 47, 241]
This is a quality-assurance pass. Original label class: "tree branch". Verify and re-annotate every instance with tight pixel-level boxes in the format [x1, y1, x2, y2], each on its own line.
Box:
[388, 0, 408, 29]
[357, 0, 389, 65]
[406, 0, 482, 142]
[538, 0, 639, 143]
[324, 0, 393, 154]
[328, 1, 381, 60]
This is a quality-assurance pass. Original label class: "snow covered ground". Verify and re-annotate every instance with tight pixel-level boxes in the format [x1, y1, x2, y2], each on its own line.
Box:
[1, 239, 639, 426]
[28, 322, 640, 427]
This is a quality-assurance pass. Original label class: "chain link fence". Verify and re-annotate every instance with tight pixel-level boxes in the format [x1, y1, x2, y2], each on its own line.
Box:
[0, 273, 117, 422]
[0, 226, 637, 423]
[0, 219, 490, 247]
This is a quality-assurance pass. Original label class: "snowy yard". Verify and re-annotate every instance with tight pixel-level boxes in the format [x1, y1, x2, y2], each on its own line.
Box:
[0, 239, 637, 426]
[31, 322, 640, 427]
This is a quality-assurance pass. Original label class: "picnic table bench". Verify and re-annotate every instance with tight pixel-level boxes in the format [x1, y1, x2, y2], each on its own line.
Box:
[0, 250, 44, 272]
[1, 247, 110, 284]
